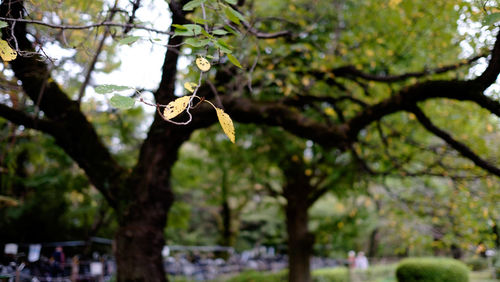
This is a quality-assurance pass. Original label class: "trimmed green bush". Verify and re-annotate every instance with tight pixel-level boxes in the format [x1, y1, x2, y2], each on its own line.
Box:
[465, 257, 488, 271]
[396, 257, 469, 282]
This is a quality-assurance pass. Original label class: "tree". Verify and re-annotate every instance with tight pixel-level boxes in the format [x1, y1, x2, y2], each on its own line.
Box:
[0, 0, 500, 281]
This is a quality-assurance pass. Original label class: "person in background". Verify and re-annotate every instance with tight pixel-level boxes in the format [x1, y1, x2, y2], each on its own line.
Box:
[354, 251, 369, 269]
[347, 250, 356, 268]
[51, 246, 65, 276]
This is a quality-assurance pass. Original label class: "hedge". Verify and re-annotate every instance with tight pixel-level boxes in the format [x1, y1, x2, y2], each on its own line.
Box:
[396, 257, 469, 282]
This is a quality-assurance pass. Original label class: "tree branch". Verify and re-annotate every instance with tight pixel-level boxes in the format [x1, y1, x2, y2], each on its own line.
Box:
[0, 103, 57, 134]
[0, 16, 172, 35]
[0, 0, 126, 207]
[326, 54, 484, 82]
[410, 106, 500, 177]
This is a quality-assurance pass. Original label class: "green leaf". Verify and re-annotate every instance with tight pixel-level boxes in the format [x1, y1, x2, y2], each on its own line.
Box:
[214, 39, 233, 53]
[484, 13, 500, 26]
[95, 84, 132, 94]
[191, 17, 208, 25]
[118, 36, 141, 45]
[224, 0, 237, 4]
[183, 0, 205, 11]
[110, 95, 135, 109]
[212, 29, 229, 35]
[174, 24, 203, 36]
[0, 21, 7, 29]
[200, 28, 214, 39]
[224, 6, 241, 25]
[224, 6, 245, 25]
[227, 53, 242, 69]
[171, 24, 188, 31]
[184, 38, 210, 47]
[224, 25, 239, 35]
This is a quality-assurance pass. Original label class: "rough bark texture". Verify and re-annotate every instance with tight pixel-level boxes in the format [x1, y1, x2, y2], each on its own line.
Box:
[282, 160, 314, 282]
[285, 196, 313, 282]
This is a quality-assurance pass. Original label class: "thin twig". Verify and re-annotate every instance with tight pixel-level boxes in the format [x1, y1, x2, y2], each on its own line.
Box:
[0, 16, 173, 35]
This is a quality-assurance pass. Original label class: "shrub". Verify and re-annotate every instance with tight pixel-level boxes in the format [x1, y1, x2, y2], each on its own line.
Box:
[226, 270, 287, 282]
[227, 267, 351, 282]
[313, 267, 349, 282]
[465, 257, 488, 271]
[396, 257, 469, 282]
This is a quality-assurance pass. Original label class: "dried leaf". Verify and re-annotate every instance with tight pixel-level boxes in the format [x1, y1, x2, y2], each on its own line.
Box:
[184, 82, 198, 93]
[0, 39, 17, 61]
[215, 108, 235, 143]
[163, 96, 191, 119]
[195, 57, 211, 72]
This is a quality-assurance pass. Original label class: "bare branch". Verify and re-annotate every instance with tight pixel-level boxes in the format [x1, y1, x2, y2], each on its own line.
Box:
[0, 16, 173, 35]
[77, 3, 120, 104]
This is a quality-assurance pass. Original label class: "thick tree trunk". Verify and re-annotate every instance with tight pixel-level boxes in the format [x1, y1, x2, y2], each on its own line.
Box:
[282, 162, 314, 282]
[114, 213, 168, 281]
[286, 199, 313, 282]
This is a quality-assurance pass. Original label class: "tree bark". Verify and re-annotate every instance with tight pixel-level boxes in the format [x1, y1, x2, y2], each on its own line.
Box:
[282, 160, 314, 282]
[285, 196, 313, 282]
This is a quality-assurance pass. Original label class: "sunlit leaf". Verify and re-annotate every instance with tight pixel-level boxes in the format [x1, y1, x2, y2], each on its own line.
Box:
[195, 57, 211, 72]
[184, 82, 198, 93]
[224, 6, 244, 25]
[212, 29, 229, 35]
[183, 0, 205, 11]
[163, 96, 191, 119]
[184, 38, 210, 47]
[0, 21, 7, 29]
[0, 39, 16, 62]
[223, 0, 237, 4]
[227, 53, 242, 68]
[214, 39, 233, 53]
[95, 84, 132, 94]
[215, 107, 235, 143]
[173, 24, 202, 37]
[118, 36, 141, 45]
[484, 12, 500, 25]
[110, 95, 135, 109]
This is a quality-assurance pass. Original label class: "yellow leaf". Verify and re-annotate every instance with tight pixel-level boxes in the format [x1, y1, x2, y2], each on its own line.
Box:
[0, 40, 17, 61]
[184, 82, 197, 93]
[215, 108, 235, 143]
[163, 96, 191, 119]
[195, 57, 211, 72]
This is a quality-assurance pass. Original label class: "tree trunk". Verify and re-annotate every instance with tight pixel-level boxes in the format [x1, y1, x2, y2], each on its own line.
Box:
[282, 162, 314, 282]
[285, 195, 313, 282]
[115, 215, 168, 281]
[367, 227, 379, 258]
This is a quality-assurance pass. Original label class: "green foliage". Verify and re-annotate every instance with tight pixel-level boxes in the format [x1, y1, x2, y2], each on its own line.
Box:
[118, 36, 141, 45]
[312, 268, 349, 282]
[396, 258, 469, 282]
[95, 84, 132, 94]
[226, 266, 395, 282]
[484, 12, 500, 25]
[109, 95, 135, 109]
[226, 270, 287, 282]
[466, 257, 489, 271]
